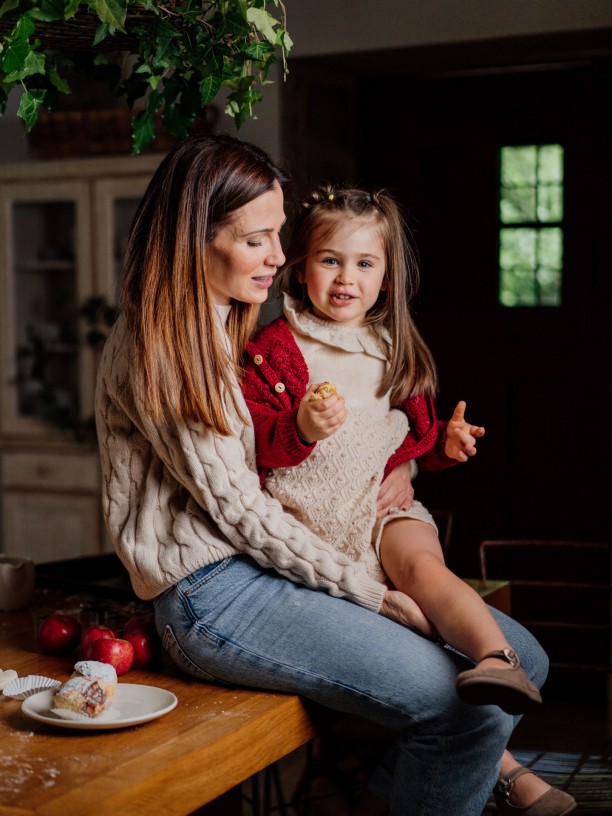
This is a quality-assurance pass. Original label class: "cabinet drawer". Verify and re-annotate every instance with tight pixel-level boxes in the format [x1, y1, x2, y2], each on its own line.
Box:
[1, 452, 100, 491]
[2, 492, 101, 562]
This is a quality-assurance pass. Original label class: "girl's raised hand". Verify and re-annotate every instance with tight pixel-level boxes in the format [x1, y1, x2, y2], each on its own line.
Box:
[296, 383, 347, 443]
[444, 400, 485, 462]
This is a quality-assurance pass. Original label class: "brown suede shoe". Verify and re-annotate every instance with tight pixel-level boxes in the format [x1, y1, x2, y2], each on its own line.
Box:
[493, 766, 577, 815]
[455, 647, 542, 714]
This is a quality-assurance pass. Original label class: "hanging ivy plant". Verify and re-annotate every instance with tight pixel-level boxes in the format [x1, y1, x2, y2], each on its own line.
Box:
[0, 0, 292, 153]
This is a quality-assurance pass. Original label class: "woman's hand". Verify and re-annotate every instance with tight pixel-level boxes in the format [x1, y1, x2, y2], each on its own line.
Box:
[444, 400, 485, 462]
[379, 589, 439, 640]
[376, 461, 414, 518]
[296, 384, 347, 443]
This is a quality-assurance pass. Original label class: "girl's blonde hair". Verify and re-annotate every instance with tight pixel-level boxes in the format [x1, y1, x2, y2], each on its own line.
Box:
[276, 185, 437, 404]
[121, 134, 289, 435]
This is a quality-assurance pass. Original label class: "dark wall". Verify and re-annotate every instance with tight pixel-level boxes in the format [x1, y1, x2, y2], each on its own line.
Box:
[282, 32, 611, 577]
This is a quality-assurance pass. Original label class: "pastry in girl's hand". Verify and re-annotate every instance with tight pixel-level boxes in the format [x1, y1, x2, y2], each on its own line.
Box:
[310, 382, 337, 401]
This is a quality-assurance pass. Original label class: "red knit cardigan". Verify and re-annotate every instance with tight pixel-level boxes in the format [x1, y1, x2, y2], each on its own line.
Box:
[242, 317, 456, 486]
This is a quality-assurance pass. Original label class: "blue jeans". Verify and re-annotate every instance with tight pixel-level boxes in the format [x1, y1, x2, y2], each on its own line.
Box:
[154, 555, 549, 816]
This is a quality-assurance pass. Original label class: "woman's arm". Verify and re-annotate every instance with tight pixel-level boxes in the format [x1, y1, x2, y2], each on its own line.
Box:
[99, 328, 386, 612]
[154, 403, 385, 610]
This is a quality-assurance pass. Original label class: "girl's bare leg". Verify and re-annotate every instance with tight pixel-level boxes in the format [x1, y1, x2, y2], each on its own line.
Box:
[379, 518, 510, 664]
[380, 518, 543, 715]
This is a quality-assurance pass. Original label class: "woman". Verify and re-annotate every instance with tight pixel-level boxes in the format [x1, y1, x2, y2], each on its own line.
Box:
[95, 134, 554, 815]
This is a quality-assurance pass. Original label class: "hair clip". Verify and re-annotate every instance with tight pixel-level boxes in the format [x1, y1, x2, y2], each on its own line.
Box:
[328, 194, 334, 202]
[366, 194, 372, 203]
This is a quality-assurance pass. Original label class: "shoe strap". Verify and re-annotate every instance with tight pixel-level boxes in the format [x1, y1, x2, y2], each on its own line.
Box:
[495, 766, 534, 801]
[479, 647, 520, 668]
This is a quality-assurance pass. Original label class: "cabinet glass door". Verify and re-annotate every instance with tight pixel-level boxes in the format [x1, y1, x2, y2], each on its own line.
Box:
[0, 181, 92, 436]
[94, 177, 151, 303]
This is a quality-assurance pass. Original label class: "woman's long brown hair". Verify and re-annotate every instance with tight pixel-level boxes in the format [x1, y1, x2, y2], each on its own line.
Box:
[121, 134, 289, 435]
[277, 186, 438, 405]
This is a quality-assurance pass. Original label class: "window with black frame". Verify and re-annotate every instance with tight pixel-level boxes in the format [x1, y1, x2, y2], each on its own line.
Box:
[498, 144, 564, 307]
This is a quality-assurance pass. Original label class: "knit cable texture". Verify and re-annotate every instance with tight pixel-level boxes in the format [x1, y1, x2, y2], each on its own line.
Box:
[95, 316, 386, 611]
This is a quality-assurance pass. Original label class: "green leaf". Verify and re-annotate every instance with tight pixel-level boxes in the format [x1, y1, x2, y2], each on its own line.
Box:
[64, 0, 79, 19]
[0, 0, 20, 21]
[11, 15, 36, 40]
[31, 0, 79, 22]
[277, 28, 292, 52]
[246, 7, 278, 44]
[162, 101, 193, 139]
[242, 41, 267, 60]
[131, 109, 155, 154]
[90, 0, 127, 32]
[2, 41, 45, 82]
[5, 48, 45, 80]
[1, 39, 28, 74]
[92, 20, 111, 46]
[199, 72, 221, 106]
[48, 64, 70, 93]
[17, 87, 46, 131]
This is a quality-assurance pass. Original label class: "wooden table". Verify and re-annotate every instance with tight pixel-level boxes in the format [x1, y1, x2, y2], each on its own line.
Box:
[1, 580, 512, 816]
[0, 591, 326, 816]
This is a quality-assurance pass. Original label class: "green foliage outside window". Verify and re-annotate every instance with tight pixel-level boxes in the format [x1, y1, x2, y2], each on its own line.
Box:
[499, 144, 564, 307]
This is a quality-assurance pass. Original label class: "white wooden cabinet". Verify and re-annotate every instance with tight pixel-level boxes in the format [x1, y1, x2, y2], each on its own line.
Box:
[0, 154, 163, 562]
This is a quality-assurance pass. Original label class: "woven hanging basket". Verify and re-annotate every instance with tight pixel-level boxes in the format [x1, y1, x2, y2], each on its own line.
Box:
[0, 8, 158, 52]
[26, 106, 218, 158]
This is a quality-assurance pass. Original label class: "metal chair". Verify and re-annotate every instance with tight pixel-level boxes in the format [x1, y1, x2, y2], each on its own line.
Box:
[479, 539, 611, 703]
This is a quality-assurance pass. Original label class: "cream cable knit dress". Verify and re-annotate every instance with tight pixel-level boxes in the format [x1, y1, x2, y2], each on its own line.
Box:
[263, 302, 437, 583]
[94, 307, 386, 611]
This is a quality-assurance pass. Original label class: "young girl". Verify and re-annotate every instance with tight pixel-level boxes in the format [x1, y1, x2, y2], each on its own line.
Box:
[242, 186, 542, 717]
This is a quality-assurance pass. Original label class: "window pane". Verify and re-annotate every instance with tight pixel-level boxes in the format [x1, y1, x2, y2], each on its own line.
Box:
[537, 184, 563, 222]
[501, 146, 537, 186]
[536, 267, 562, 306]
[500, 228, 537, 269]
[538, 144, 563, 183]
[538, 228, 563, 269]
[500, 267, 537, 306]
[501, 187, 536, 222]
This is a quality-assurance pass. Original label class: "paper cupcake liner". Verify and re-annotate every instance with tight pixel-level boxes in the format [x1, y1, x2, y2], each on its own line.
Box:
[3, 674, 61, 699]
[0, 669, 18, 690]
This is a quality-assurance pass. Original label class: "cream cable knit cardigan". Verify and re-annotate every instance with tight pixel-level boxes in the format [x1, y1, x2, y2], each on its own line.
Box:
[95, 311, 386, 611]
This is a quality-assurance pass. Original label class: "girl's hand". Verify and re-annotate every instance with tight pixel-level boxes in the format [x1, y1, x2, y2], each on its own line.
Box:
[379, 589, 439, 640]
[444, 400, 485, 462]
[296, 383, 347, 443]
[376, 461, 414, 518]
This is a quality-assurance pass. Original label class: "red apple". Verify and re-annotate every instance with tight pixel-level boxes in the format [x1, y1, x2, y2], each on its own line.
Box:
[123, 615, 156, 635]
[123, 627, 161, 669]
[81, 624, 117, 660]
[90, 637, 134, 676]
[37, 614, 81, 655]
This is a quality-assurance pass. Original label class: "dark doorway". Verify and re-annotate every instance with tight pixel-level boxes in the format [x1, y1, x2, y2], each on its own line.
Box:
[282, 34, 611, 578]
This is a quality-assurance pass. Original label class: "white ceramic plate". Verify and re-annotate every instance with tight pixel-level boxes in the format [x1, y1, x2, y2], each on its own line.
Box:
[21, 683, 178, 730]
